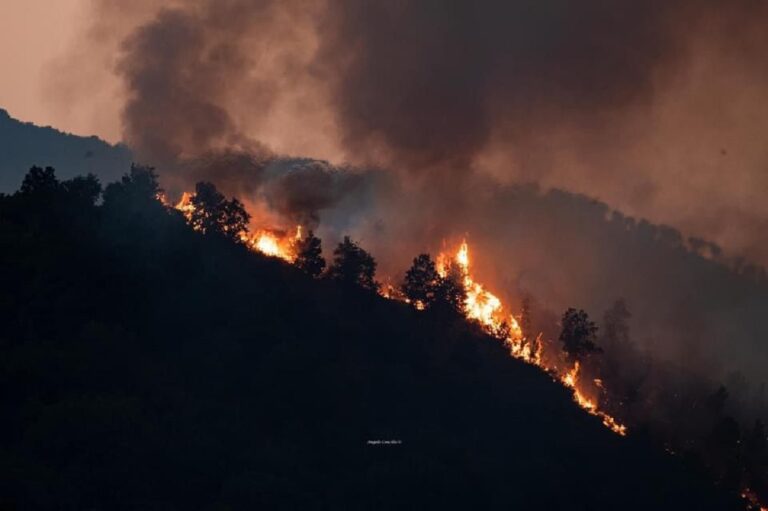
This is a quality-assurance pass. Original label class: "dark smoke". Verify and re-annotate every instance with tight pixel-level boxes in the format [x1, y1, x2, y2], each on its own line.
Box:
[69, 0, 768, 410]
[117, 6, 255, 166]
[317, 0, 682, 171]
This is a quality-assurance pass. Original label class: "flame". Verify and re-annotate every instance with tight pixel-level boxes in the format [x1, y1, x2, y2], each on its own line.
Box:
[170, 193, 627, 438]
[438, 241, 512, 334]
[174, 191, 299, 262]
[437, 240, 627, 436]
[561, 362, 627, 436]
[241, 228, 300, 263]
[175, 192, 195, 220]
[238, 227, 300, 262]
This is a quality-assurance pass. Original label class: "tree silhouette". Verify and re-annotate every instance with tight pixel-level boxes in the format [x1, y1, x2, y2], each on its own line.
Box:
[63, 174, 102, 206]
[328, 236, 378, 290]
[12, 167, 101, 232]
[189, 181, 250, 243]
[102, 164, 164, 213]
[436, 263, 466, 313]
[559, 308, 601, 363]
[20, 165, 59, 196]
[1, 165, 765, 509]
[402, 254, 441, 308]
[295, 229, 326, 277]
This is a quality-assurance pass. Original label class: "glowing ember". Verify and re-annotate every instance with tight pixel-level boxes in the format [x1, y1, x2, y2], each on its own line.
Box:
[741, 488, 768, 511]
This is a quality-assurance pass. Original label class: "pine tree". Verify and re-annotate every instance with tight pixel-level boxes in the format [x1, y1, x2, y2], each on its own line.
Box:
[401, 254, 441, 308]
[188, 181, 250, 243]
[295, 230, 326, 277]
[559, 308, 601, 363]
[328, 236, 378, 291]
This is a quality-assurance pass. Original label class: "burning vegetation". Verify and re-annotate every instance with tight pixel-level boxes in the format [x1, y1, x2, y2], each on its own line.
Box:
[3, 164, 767, 509]
[172, 182, 629, 436]
[156, 170, 768, 509]
[435, 241, 627, 436]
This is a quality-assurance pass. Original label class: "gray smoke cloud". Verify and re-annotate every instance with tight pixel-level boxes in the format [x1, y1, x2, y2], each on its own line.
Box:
[84, 0, 768, 264]
[59, 0, 768, 405]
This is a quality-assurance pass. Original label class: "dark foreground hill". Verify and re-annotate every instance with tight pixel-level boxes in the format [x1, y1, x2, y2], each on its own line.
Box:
[0, 109, 131, 192]
[0, 168, 742, 510]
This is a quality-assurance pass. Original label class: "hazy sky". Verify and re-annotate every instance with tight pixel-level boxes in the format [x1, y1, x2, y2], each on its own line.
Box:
[2, 0, 768, 270]
[0, 0, 90, 131]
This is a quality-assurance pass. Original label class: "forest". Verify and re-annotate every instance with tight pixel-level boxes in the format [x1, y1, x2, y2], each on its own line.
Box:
[0, 164, 761, 509]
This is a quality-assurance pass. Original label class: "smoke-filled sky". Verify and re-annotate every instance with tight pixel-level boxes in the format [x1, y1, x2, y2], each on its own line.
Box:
[3, 0, 768, 403]
[2, 0, 768, 268]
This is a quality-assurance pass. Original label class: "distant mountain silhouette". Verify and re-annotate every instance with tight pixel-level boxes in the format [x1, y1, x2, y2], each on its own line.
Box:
[0, 108, 131, 191]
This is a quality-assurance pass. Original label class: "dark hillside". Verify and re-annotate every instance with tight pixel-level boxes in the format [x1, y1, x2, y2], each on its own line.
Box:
[0, 167, 742, 510]
[0, 109, 131, 192]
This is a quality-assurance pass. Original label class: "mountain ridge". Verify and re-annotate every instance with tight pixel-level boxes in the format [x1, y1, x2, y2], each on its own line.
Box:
[0, 168, 744, 509]
[0, 108, 131, 191]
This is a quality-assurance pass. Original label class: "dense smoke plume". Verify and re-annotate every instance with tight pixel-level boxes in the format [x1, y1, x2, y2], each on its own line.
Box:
[60, 0, 768, 264]
[58, 1, 768, 399]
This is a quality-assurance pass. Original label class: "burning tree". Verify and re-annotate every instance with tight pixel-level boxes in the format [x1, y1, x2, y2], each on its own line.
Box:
[401, 254, 441, 308]
[188, 182, 250, 243]
[559, 308, 601, 364]
[401, 253, 467, 312]
[436, 263, 466, 314]
[329, 236, 378, 291]
[295, 229, 326, 277]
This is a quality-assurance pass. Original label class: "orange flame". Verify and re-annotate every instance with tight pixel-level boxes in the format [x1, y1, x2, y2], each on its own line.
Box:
[174, 191, 300, 262]
[437, 240, 626, 436]
[170, 193, 627, 438]
[175, 192, 196, 221]
[241, 228, 300, 263]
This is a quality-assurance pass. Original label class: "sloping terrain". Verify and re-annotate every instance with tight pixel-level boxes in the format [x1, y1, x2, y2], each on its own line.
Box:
[0, 170, 741, 510]
[0, 109, 131, 191]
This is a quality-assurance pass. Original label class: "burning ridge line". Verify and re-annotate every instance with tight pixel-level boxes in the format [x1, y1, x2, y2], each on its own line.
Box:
[166, 191, 768, 509]
[172, 189, 627, 436]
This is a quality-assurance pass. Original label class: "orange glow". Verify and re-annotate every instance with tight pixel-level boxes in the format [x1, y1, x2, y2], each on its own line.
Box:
[175, 192, 196, 221]
[560, 362, 627, 436]
[436, 239, 626, 436]
[170, 195, 628, 438]
[174, 191, 300, 262]
[241, 228, 299, 263]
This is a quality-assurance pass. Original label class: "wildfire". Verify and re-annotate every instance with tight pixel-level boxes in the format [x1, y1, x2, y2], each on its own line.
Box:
[437, 241, 515, 335]
[241, 227, 300, 263]
[173, 191, 300, 262]
[175, 192, 196, 220]
[560, 362, 627, 435]
[170, 187, 627, 438]
[437, 240, 627, 436]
